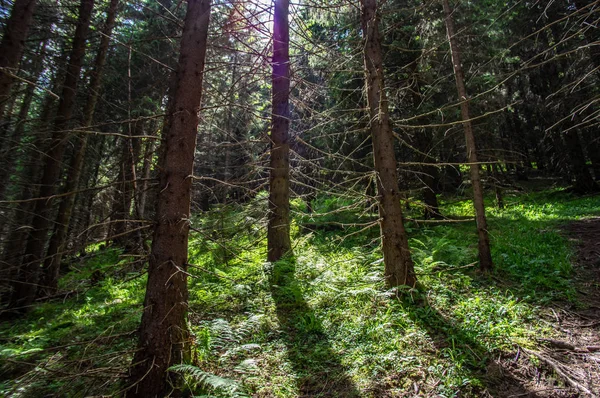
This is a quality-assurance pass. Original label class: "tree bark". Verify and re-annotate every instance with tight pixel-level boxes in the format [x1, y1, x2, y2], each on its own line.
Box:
[0, 38, 48, 201]
[0, 0, 37, 120]
[0, 85, 58, 304]
[267, 0, 292, 262]
[442, 0, 493, 272]
[360, 0, 416, 288]
[41, 0, 119, 293]
[9, 0, 95, 311]
[125, 0, 211, 395]
[111, 121, 142, 249]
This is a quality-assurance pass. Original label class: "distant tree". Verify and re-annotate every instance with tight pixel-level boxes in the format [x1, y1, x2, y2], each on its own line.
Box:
[0, 0, 38, 119]
[442, 0, 493, 272]
[41, 0, 120, 293]
[9, 0, 96, 311]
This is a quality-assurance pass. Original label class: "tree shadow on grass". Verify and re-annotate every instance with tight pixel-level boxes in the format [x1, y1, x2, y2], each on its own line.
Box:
[400, 295, 544, 397]
[269, 257, 360, 397]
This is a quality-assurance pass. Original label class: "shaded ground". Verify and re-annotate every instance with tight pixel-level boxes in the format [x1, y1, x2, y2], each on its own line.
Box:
[269, 258, 360, 397]
[488, 217, 600, 397]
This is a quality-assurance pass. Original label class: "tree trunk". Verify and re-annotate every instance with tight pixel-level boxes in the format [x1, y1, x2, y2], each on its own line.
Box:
[563, 130, 597, 193]
[582, 130, 600, 180]
[112, 121, 142, 249]
[125, 0, 211, 395]
[442, 0, 493, 272]
[0, 87, 57, 304]
[267, 0, 292, 262]
[9, 0, 95, 311]
[0, 0, 37, 120]
[415, 130, 442, 220]
[137, 135, 156, 219]
[41, 0, 119, 294]
[72, 135, 106, 256]
[0, 39, 48, 201]
[360, 0, 416, 288]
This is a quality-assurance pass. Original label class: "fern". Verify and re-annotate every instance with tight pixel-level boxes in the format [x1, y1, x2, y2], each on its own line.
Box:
[169, 364, 249, 398]
[202, 315, 263, 355]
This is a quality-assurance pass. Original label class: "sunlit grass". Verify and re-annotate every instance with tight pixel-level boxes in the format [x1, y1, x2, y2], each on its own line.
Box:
[1, 188, 597, 396]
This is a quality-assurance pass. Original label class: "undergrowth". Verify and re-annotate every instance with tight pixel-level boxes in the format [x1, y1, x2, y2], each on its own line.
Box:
[0, 188, 597, 397]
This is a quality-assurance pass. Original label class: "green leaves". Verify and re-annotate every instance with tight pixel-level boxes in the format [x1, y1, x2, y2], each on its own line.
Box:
[168, 364, 249, 397]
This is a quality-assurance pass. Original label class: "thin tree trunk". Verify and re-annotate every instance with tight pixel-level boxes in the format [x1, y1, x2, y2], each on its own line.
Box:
[267, 0, 292, 262]
[9, 0, 95, 311]
[0, 0, 37, 119]
[0, 87, 57, 304]
[125, 0, 210, 395]
[0, 39, 49, 201]
[360, 0, 416, 288]
[72, 135, 106, 256]
[41, 0, 119, 293]
[112, 121, 142, 249]
[442, 0, 493, 272]
[137, 135, 156, 219]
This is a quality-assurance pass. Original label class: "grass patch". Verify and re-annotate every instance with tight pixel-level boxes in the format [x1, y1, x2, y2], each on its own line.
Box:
[1, 188, 597, 396]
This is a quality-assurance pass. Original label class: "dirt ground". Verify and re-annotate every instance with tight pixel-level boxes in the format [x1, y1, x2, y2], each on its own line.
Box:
[488, 217, 600, 398]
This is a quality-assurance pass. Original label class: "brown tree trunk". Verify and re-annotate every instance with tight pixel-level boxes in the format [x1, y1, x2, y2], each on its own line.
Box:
[442, 0, 493, 272]
[0, 39, 48, 201]
[267, 0, 292, 262]
[0, 86, 57, 305]
[0, 0, 37, 119]
[111, 121, 142, 249]
[415, 130, 442, 220]
[9, 0, 95, 311]
[41, 0, 119, 294]
[72, 135, 106, 256]
[125, 0, 211, 395]
[360, 0, 416, 288]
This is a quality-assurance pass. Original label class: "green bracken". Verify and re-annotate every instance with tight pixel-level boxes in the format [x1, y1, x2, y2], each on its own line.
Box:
[0, 188, 598, 397]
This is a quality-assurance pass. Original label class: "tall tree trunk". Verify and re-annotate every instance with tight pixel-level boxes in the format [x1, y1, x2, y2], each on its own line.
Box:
[9, 0, 95, 311]
[267, 0, 292, 262]
[360, 0, 416, 288]
[442, 0, 493, 272]
[71, 134, 106, 256]
[112, 121, 142, 249]
[408, 61, 442, 220]
[125, 0, 211, 395]
[0, 0, 37, 120]
[41, 0, 119, 294]
[0, 87, 57, 304]
[0, 39, 49, 201]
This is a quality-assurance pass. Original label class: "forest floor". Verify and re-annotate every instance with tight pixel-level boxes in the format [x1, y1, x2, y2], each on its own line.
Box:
[489, 216, 600, 397]
[0, 186, 599, 397]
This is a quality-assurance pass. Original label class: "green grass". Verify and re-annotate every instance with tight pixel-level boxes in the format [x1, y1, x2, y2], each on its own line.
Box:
[1, 188, 598, 397]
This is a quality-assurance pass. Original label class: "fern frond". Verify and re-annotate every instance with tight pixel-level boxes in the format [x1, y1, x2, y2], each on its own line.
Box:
[169, 364, 248, 398]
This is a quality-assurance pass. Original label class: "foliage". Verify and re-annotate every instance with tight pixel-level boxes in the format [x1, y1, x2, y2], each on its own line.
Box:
[169, 364, 249, 398]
